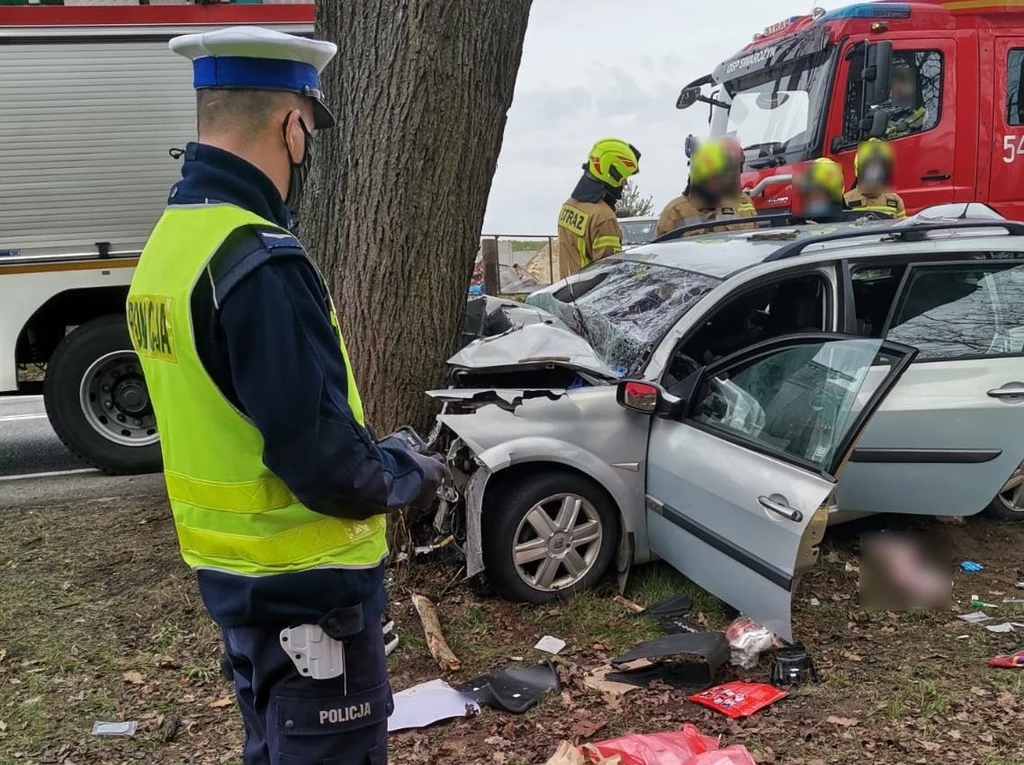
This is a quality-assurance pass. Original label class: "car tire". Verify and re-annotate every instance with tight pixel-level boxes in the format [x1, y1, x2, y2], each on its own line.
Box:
[44, 315, 162, 475]
[984, 467, 1024, 521]
[482, 470, 620, 603]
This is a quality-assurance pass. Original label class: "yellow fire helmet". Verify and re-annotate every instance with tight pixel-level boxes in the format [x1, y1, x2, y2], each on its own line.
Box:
[688, 137, 742, 187]
[587, 138, 641, 188]
[799, 157, 845, 202]
[854, 138, 894, 177]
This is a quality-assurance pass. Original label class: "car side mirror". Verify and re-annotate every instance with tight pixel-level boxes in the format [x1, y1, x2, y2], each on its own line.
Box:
[616, 380, 684, 419]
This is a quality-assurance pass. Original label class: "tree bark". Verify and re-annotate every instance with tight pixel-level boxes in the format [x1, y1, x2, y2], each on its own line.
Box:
[305, 1, 533, 434]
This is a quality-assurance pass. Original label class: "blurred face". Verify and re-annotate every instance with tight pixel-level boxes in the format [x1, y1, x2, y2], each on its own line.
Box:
[803, 187, 835, 215]
[859, 159, 888, 192]
[702, 171, 740, 203]
[890, 77, 915, 104]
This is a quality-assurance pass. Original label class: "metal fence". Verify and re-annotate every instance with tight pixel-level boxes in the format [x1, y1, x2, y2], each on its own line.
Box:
[474, 234, 558, 296]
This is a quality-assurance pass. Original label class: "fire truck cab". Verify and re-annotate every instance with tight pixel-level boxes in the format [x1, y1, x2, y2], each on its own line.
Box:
[678, 1, 1024, 219]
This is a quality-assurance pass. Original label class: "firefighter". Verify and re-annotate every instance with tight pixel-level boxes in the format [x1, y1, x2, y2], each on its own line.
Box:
[655, 137, 756, 238]
[844, 138, 906, 219]
[127, 27, 448, 765]
[557, 138, 641, 277]
[794, 157, 848, 222]
[885, 61, 926, 139]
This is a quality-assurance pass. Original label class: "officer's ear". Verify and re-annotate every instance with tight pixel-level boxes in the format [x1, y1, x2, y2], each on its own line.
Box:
[283, 108, 308, 163]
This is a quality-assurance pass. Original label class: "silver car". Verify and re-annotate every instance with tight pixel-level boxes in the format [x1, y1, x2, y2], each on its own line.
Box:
[431, 209, 1024, 640]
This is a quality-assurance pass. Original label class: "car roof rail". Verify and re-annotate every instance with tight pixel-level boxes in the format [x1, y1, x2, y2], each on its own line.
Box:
[653, 213, 801, 243]
[764, 219, 1024, 262]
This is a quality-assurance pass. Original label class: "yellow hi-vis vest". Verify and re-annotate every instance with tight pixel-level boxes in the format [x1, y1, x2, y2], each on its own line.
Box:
[126, 204, 387, 576]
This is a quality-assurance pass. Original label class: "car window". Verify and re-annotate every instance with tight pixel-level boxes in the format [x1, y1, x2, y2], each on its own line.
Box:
[689, 339, 902, 471]
[526, 261, 721, 376]
[1008, 48, 1024, 126]
[885, 263, 1024, 360]
[664, 273, 830, 390]
[850, 265, 907, 338]
[619, 219, 657, 246]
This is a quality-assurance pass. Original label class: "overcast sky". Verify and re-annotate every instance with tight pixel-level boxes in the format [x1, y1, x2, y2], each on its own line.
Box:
[482, 0, 848, 234]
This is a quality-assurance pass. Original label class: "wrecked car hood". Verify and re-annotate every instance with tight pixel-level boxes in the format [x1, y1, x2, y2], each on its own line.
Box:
[447, 322, 618, 379]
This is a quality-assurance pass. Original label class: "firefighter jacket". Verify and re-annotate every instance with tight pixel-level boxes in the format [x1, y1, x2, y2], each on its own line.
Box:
[557, 197, 622, 277]
[844, 188, 907, 219]
[655, 193, 757, 238]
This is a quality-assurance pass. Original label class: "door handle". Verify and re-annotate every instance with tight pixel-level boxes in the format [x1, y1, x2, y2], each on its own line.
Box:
[987, 382, 1024, 400]
[921, 172, 951, 182]
[758, 495, 804, 522]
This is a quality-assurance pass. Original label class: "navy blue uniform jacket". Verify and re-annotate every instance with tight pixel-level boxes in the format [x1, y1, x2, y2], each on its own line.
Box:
[168, 143, 424, 629]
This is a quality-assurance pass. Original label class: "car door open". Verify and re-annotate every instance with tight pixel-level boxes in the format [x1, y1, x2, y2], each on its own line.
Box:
[638, 334, 917, 642]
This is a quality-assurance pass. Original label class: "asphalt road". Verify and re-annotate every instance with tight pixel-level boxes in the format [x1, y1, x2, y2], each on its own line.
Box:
[0, 395, 164, 508]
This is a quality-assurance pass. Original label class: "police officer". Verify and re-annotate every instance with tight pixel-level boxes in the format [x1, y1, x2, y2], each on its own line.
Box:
[885, 62, 926, 139]
[557, 138, 641, 277]
[127, 27, 448, 765]
[655, 137, 756, 238]
[844, 139, 906, 219]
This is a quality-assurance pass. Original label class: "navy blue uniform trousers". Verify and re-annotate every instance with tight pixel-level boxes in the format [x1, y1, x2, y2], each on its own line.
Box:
[222, 619, 392, 765]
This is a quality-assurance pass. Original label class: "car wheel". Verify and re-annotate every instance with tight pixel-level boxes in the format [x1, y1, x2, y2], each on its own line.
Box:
[44, 315, 161, 475]
[482, 470, 619, 603]
[985, 466, 1024, 521]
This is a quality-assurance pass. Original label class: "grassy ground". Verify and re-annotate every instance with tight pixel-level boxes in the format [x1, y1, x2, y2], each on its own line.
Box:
[2, 497, 1023, 764]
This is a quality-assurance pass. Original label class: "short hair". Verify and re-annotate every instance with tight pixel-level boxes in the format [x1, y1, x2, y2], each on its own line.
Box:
[196, 88, 301, 139]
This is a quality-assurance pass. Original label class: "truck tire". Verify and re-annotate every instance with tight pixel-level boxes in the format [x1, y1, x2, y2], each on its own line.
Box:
[44, 315, 161, 475]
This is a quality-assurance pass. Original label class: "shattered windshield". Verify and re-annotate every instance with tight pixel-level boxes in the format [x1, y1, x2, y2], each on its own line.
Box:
[526, 260, 721, 376]
[711, 45, 835, 169]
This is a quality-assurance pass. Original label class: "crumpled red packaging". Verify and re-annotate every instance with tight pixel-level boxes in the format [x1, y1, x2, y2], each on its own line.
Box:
[989, 649, 1024, 669]
[584, 723, 719, 765]
[688, 680, 789, 719]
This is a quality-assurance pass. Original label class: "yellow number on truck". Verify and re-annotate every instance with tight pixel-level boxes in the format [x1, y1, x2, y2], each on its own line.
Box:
[127, 295, 176, 362]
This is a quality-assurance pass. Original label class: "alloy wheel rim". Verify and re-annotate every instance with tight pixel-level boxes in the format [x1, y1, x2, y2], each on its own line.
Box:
[512, 492, 603, 592]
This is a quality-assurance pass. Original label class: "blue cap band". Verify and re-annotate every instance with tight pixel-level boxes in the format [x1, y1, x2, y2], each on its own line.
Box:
[192, 56, 319, 94]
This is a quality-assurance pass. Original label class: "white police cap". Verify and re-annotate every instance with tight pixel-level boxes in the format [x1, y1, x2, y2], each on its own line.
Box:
[170, 26, 338, 129]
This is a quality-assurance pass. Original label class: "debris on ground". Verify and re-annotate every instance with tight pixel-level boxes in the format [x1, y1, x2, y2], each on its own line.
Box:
[583, 664, 642, 697]
[971, 595, 997, 608]
[688, 681, 789, 719]
[725, 617, 780, 669]
[957, 610, 992, 623]
[607, 632, 728, 692]
[769, 643, 819, 687]
[383, 619, 399, 657]
[388, 678, 480, 732]
[642, 594, 696, 634]
[411, 593, 461, 672]
[455, 662, 560, 714]
[988, 649, 1024, 668]
[91, 721, 138, 737]
[960, 560, 984, 572]
[543, 723, 757, 765]
[535, 635, 567, 655]
[614, 595, 646, 614]
[985, 622, 1024, 634]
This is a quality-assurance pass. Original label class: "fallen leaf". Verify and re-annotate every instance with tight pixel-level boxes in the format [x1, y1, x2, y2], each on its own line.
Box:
[947, 730, 962, 740]
[0, 649, 6, 664]
[210, 697, 234, 708]
[0, 719, 7, 732]
[969, 686, 988, 697]
[571, 719, 607, 739]
[841, 651, 863, 662]
[826, 716, 859, 727]
[826, 551, 841, 563]
[153, 655, 180, 669]
[122, 671, 144, 685]
[997, 692, 1015, 709]
[916, 740, 941, 752]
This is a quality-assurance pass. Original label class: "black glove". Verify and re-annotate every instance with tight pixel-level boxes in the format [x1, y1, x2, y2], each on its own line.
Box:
[408, 450, 452, 509]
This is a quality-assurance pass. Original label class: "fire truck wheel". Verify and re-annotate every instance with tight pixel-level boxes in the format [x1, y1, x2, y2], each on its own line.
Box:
[44, 315, 162, 475]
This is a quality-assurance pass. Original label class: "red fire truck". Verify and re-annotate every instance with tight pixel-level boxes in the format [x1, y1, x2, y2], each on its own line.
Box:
[677, 0, 1024, 218]
[0, 2, 314, 474]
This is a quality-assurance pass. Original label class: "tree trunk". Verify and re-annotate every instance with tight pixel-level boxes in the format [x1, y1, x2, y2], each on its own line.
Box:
[305, 1, 533, 435]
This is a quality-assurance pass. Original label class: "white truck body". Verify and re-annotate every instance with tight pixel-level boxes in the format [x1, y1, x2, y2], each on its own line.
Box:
[0, 4, 313, 472]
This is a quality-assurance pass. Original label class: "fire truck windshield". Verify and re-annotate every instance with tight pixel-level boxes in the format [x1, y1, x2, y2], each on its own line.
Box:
[711, 46, 836, 170]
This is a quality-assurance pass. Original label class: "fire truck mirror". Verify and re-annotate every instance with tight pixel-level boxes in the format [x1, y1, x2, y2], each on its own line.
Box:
[862, 40, 893, 107]
[677, 86, 701, 110]
[861, 108, 890, 140]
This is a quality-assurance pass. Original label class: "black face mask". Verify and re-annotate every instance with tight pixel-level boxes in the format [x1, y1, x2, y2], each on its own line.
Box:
[284, 117, 313, 213]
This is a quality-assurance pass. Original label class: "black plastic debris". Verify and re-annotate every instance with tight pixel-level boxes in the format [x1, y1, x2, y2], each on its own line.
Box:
[609, 632, 728, 692]
[643, 594, 695, 634]
[769, 643, 819, 688]
[455, 662, 560, 714]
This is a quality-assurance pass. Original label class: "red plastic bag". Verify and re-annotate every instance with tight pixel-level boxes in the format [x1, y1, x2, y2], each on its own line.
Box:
[989, 649, 1024, 668]
[688, 680, 788, 719]
[585, 723, 718, 765]
[690, 746, 758, 765]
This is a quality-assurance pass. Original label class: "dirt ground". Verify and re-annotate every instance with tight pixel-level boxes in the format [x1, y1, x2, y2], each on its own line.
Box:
[2, 496, 1023, 765]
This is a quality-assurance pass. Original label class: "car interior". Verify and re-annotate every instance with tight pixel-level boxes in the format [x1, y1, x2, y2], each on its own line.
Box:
[663, 273, 829, 391]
